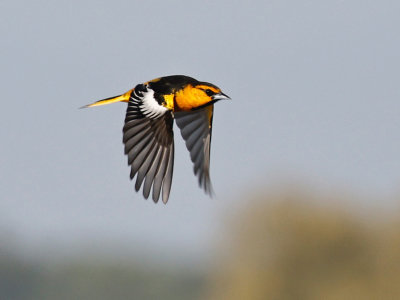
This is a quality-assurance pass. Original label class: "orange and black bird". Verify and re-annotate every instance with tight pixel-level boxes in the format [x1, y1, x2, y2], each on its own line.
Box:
[83, 75, 230, 204]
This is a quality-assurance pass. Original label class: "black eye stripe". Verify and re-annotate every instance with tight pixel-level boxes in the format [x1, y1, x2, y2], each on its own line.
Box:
[205, 89, 215, 96]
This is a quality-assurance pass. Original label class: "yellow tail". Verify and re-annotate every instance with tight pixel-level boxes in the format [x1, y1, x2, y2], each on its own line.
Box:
[80, 89, 133, 109]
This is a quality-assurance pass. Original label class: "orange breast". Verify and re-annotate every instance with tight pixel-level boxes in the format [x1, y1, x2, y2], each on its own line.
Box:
[174, 85, 211, 111]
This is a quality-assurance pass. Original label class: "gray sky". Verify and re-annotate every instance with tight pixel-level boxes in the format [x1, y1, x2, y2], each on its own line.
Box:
[1, 0, 399, 262]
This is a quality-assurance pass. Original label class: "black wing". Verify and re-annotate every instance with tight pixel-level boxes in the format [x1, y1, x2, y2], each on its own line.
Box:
[123, 87, 174, 203]
[175, 105, 214, 196]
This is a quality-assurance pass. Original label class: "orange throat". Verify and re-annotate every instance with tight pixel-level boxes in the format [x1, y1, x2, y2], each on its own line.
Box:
[174, 85, 211, 111]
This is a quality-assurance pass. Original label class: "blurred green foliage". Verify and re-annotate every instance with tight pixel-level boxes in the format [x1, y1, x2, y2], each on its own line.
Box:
[0, 253, 206, 299]
[2, 187, 400, 299]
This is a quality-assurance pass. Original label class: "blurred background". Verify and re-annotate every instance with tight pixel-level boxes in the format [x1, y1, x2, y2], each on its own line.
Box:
[1, 0, 400, 299]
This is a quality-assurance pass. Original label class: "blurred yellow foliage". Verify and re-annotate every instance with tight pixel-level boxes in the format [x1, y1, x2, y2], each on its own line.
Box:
[207, 189, 400, 300]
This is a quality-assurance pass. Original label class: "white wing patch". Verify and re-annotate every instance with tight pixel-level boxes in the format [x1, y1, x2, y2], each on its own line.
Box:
[139, 88, 168, 118]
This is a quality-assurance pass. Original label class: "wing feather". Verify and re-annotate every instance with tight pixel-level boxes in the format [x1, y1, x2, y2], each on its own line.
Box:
[142, 146, 164, 199]
[161, 143, 174, 203]
[132, 137, 158, 185]
[126, 131, 154, 165]
[123, 87, 174, 203]
[175, 105, 214, 196]
[152, 146, 170, 202]
[123, 120, 150, 143]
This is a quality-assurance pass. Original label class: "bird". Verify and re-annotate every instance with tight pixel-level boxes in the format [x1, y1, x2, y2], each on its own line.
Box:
[83, 75, 230, 204]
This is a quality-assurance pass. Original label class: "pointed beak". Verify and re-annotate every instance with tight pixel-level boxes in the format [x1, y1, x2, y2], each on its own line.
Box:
[212, 92, 231, 101]
[80, 89, 133, 109]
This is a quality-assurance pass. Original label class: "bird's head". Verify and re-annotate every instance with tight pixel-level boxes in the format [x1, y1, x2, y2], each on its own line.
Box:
[194, 83, 230, 102]
[174, 82, 230, 111]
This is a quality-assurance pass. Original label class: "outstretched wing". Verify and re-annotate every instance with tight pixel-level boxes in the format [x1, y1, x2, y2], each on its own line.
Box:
[175, 105, 214, 195]
[123, 87, 174, 204]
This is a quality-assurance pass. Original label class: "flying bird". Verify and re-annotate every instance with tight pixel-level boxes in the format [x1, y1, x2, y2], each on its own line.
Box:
[83, 75, 230, 204]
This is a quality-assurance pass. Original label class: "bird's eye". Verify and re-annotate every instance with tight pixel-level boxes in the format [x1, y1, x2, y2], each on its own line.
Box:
[205, 89, 215, 96]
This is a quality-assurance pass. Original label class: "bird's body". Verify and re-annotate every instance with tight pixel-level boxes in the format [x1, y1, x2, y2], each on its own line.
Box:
[84, 75, 230, 204]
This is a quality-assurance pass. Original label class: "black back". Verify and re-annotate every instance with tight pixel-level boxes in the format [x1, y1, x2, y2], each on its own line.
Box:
[147, 75, 199, 95]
